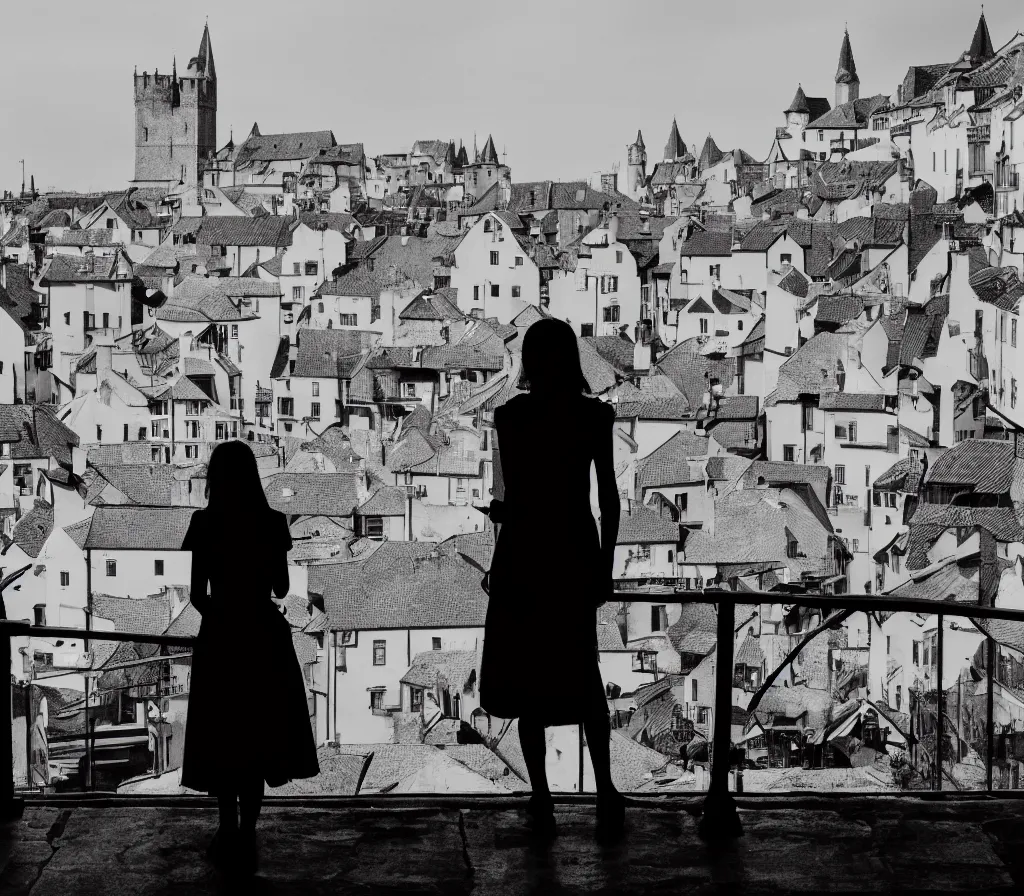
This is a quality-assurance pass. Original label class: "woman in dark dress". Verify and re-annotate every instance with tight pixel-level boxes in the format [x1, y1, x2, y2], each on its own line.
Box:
[479, 317, 625, 840]
[181, 440, 319, 875]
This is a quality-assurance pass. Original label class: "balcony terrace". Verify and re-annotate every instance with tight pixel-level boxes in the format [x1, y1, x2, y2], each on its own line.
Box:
[5, 587, 1024, 891]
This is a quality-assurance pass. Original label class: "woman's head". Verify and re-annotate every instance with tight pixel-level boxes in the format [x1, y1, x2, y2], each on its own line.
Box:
[521, 318, 590, 396]
[205, 440, 270, 513]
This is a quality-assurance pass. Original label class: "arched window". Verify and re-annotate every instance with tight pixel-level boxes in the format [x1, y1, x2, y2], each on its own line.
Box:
[483, 218, 492, 232]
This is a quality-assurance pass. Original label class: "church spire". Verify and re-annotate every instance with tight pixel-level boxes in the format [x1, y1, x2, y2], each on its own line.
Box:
[192, 22, 216, 79]
[835, 28, 860, 106]
[968, 9, 995, 63]
[663, 118, 686, 162]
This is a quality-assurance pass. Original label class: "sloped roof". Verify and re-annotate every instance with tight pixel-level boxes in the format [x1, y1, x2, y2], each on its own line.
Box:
[636, 430, 709, 490]
[84, 506, 196, 550]
[308, 540, 489, 630]
[923, 438, 1017, 493]
[235, 129, 335, 166]
[293, 328, 378, 378]
[264, 472, 360, 517]
[11, 500, 54, 558]
[617, 500, 680, 545]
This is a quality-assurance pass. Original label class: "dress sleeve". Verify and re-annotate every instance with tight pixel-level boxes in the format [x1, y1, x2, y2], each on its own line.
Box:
[183, 511, 211, 616]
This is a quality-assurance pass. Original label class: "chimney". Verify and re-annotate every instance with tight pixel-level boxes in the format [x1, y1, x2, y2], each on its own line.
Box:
[607, 213, 619, 245]
[95, 343, 113, 376]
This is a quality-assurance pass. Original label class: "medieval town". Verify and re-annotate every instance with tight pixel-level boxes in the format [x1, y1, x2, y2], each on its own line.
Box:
[3, 11, 1024, 803]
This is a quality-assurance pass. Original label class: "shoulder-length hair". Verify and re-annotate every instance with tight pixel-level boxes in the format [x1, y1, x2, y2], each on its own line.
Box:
[205, 440, 270, 514]
[520, 318, 591, 395]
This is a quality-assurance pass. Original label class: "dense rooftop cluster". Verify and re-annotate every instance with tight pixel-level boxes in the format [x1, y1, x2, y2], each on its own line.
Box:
[3, 12, 1024, 795]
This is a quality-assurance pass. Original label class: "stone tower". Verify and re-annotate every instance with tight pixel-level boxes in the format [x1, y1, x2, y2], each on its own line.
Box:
[627, 130, 647, 200]
[133, 24, 217, 188]
[835, 28, 860, 108]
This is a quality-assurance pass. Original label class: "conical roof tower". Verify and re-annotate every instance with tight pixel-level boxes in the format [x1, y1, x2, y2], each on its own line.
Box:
[968, 10, 995, 64]
[663, 118, 686, 161]
[480, 134, 499, 165]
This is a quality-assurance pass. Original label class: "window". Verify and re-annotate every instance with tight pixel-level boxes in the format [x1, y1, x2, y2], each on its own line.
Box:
[432, 637, 442, 651]
[651, 605, 666, 632]
[312, 382, 320, 397]
[780, 253, 792, 265]
[185, 444, 198, 459]
[515, 256, 523, 266]
[852, 539, 859, 553]
[123, 424, 129, 442]
[490, 251, 499, 265]
[230, 325, 239, 339]
[292, 286, 304, 301]
[817, 130, 824, 141]
[699, 318, 709, 334]
[310, 402, 321, 419]
[278, 397, 294, 417]
[366, 517, 384, 540]
[373, 640, 386, 665]
[698, 707, 709, 724]
[787, 537, 799, 558]
[410, 688, 423, 713]
[783, 444, 795, 462]
[893, 553, 901, 574]
[60, 571, 70, 587]
[370, 691, 384, 712]
[305, 261, 318, 276]
[615, 251, 623, 263]
[490, 284, 499, 297]
[512, 286, 521, 298]
[691, 680, 698, 702]
[33, 605, 46, 627]
[473, 285, 479, 302]
[484, 218, 492, 233]
[340, 313, 357, 326]
[603, 305, 621, 323]
[709, 264, 720, 279]
[155, 559, 164, 576]
[913, 641, 920, 665]
[106, 560, 117, 577]
[185, 400, 201, 416]
[1014, 379, 1019, 410]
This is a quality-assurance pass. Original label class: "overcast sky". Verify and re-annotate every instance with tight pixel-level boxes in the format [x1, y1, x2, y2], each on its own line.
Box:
[2, 0, 1020, 194]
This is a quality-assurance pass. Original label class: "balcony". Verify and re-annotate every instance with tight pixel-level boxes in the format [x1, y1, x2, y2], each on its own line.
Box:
[889, 121, 912, 138]
[5, 586, 1024, 889]
[968, 125, 991, 144]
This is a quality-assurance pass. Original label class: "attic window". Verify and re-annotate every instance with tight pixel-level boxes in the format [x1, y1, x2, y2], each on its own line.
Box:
[575, 189, 586, 202]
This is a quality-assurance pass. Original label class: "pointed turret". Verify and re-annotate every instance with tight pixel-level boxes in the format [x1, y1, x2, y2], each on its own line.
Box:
[189, 23, 216, 79]
[634, 129, 645, 151]
[663, 118, 687, 162]
[968, 10, 995, 64]
[786, 84, 810, 114]
[835, 28, 860, 106]
[171, 56, 181, 109]
[698, 134, 724, 172]
[456, 141, 469, 168]
[480, 134, 499, 165]
[445, 140, 457, 167]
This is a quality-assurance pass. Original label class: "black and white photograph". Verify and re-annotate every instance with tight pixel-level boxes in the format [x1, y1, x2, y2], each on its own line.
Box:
[2, 1, 1024, 892]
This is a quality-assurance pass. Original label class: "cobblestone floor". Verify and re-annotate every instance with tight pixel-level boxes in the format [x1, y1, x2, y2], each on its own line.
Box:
[1, 796, 1024, 894]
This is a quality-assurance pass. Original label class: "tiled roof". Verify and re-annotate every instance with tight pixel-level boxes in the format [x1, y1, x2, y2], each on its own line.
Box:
[63, 518, 92, 550]
[636, 430, 709, 490]
[837, 215, 905, 246]
[615, 397, 691, 420]
[873, 456, 924, 494]
[709, 395, 759, 420]
[40, 254, 124, 283]
[1, 405, 79, 463]
[678, 231, 734, 257]
[192, 216, 293, 248]
[818, 392, 888, 411]
[768, 331, 849, 402]
[899, 293, 948, 366]
[83, 506, 196, 550]
[806, 94, 889, 129]
[11, 500, 54, 558]
[923, 438, 1017, 493]
[741, 461, 831, 510]
[88, 464, 180, 506]
[814, 293, 864, 326]
[357, 485, 408, 516]
[292, 328, 379, 378]
[617, 500, 680, 545]
[969, 264, 1024, 312]
[308, 541, 489, 630]
[400, 649, 477, 691]
[235, 129, 335, 166]
[264, 472, 360, 517]
[0, 264, 38, 334]
[91, 594, 173, 637]
[654, 339, 736, 408]
[45, 229, 120, 248]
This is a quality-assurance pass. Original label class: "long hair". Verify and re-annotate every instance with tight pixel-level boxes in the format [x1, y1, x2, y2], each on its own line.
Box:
[204, 440, 270, 514]
[520, 318, 590, 396]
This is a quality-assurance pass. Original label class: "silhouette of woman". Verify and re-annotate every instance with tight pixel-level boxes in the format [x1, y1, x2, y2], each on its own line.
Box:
[181, 440, 319, 875]
[479, 318, 624, 840]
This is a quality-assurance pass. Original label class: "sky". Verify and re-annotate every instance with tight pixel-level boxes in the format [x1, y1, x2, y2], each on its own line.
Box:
[2, 0, 1020, 194]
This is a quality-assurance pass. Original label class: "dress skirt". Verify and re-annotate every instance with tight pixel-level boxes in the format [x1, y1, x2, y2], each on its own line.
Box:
[479, 506, 609, 726]
[180, 598, 320, 793]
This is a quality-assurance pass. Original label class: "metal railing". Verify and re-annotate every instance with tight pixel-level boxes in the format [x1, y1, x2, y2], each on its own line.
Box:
[5, 589, 1024, 838]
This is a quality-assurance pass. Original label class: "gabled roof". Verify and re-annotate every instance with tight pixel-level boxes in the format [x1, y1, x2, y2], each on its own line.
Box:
[308, 538, 490, 630]
[678, 231, 733, 257]
[235, 129, 335, 166]
[807, 95, 889, 130]
[84, 506, 196, 550]
[636, 430, 709, 490]
[292, 328, 379, 379]
[923, 438, 1017, 493]
[786, 85, 831, 120]
[190, 216, 293, 248]
[11, 500, 53, 558]
[264, 472, 361, 517]
[617, 500, 680, 545]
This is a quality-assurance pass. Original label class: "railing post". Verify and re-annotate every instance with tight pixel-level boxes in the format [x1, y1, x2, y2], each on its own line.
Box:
[699, 592, 742, 839]
[935, 615, 944, 791]
[987, 636, 995, 792]
[1, 635, 24, 819]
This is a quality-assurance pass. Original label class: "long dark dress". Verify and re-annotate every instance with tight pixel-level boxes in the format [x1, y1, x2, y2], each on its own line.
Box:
[479, 392, 615, 725]
[180, 507, 320, 793]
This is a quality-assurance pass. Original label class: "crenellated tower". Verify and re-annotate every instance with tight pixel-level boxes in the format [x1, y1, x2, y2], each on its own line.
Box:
[133, 24, 218, 188]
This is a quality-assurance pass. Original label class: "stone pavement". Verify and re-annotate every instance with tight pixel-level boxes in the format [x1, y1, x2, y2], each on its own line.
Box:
[1, 796, 1023, 894]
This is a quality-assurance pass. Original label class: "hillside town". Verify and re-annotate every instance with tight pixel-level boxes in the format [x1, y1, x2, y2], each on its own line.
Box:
[4, 13, 1024, 798]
